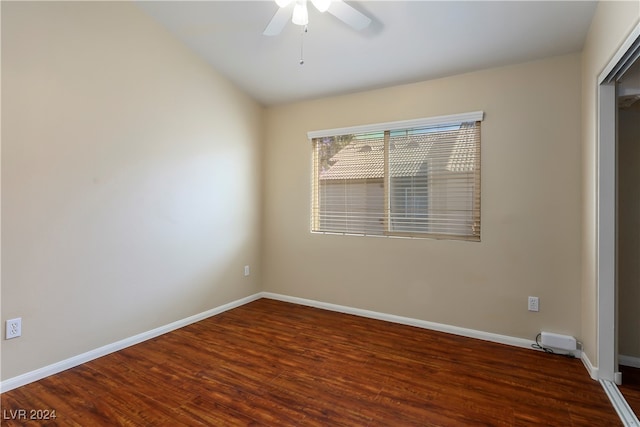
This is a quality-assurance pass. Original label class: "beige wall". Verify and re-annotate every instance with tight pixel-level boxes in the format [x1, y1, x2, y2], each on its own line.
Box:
[263, 54, 583, 341]
[1, 2, 263, 380]
[619, 108, 640, 359]
[580, 1, 640, 367]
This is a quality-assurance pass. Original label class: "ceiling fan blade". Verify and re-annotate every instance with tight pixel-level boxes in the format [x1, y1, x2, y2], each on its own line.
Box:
[263, 6, 291, 36]
[327, 0, 371, 31]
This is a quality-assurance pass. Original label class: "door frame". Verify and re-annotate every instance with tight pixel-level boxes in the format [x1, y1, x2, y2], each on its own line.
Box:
[597, 22, 640, 383]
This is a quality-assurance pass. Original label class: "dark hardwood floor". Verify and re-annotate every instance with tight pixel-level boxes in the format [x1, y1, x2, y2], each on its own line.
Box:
[620, 364, 640, 418]
[1, 298, 622, 426]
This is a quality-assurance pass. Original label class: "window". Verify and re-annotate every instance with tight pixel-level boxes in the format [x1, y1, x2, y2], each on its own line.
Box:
[309, 111, 482, 241]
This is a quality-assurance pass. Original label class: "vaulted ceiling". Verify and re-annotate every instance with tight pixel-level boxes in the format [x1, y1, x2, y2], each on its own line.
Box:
[135, 1, 598, 106]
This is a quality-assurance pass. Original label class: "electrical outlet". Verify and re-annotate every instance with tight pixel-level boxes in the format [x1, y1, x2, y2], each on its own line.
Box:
[528, 296, 539, 312]
[6, 318, 22, 339]
[244, 265, 250, 277]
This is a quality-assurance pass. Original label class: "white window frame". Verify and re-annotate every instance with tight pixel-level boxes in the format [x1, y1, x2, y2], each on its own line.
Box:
[309, 111, 484, 241]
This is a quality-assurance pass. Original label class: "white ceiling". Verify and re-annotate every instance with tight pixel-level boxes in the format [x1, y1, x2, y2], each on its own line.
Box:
[135, 0, 598, 106]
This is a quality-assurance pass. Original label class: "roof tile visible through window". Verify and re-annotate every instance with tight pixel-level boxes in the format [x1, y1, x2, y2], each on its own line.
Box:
[319, 138, 384, 180]
[319, 124, 478, 181]
[446, 123, 478, 173]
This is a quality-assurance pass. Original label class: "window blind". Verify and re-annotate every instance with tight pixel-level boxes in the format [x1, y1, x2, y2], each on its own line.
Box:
[311, 113, 482, 241]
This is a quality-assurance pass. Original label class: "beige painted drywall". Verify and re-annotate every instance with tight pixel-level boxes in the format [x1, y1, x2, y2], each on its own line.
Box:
[580, 0, 640, 367]
[1, 2, 263, 380]
[619, 108, 640, 360]
[263, 54, 583, 341]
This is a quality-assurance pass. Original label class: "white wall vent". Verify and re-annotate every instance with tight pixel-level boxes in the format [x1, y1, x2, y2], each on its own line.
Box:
[541, 332, 577, 351]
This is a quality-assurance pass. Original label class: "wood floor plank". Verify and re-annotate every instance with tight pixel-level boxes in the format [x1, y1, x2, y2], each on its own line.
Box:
[1, 298, 623, 426]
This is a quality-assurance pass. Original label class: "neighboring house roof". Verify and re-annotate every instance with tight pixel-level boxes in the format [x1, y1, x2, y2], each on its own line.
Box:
[320, 138, 385, 181]
[447, 124, 480, 173]
[320, 125, 478, 181]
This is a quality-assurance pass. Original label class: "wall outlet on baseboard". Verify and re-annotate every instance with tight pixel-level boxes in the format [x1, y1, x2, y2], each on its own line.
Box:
[528, 296, 539, 312]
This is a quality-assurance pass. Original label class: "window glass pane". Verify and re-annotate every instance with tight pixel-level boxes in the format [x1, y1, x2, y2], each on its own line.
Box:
[314, 135, 385, 235]
[388, 122, 479, 237]
[312, 117, 480, 241]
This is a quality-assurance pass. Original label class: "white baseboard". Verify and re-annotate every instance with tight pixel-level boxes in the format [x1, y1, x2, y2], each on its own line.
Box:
[619, 354, 640, 369]
[582, 352, 599, 380]
[262, 292, 541, 351]
[0, 293, 262, 393]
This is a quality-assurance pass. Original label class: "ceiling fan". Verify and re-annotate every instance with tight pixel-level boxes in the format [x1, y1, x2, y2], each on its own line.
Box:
[263, 0, 372, 36]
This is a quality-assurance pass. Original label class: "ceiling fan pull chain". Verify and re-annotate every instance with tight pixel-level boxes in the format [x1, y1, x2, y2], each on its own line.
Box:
[300, 25, 308, 65]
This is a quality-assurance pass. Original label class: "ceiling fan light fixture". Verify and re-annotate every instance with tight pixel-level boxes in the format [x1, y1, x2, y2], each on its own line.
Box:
[311, 0, 331, 13]
[263, 0, 371, 36]
[292, 0, 309, 26]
